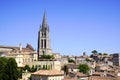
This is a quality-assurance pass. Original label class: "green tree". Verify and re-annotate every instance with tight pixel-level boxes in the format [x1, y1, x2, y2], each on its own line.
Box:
[78, 64, 90, 74]
[103, 53, 108, 56]
[23, 65, 30, 72]
[30, 65, 37, 72]
[92, 50, 98, 55]
[50, 55, 54, 59]
[98, 53, 102, 55]
[0, 57, 8, 73]
[41, 55, 54, 59]
[17, 68, 22, 79]
[0, 57, 8, 80]
[68, 58, 75, 63]
[4, 58, 19, 80]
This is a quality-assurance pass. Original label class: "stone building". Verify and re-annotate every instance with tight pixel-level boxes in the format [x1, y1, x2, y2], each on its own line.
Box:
[31, 70, 64, 80]
[0, 44, 37, 67]
[25, 60, 61, 71]
[37, 11, 52, 59]
[113, 53, 120, 66]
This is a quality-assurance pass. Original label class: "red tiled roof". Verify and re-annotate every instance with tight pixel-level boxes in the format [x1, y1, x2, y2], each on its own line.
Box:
[0, 45, 35, 52]
[76, 72, 87, 77]
[32, 70, 64, 76]
[26, 44, 34, 51]
[64, 76, 77, 80]
[89, 76, 114, 80]
[67, 63, 79, 69]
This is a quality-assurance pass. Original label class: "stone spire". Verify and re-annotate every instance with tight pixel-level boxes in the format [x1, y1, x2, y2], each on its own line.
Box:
[42, 11, 47, 28]
[37, 11, 52, 59]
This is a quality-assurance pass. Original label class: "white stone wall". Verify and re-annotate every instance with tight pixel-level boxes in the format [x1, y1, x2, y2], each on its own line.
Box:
[7, 52, 37, 67]
[53, 61, 61, 71]
[48, 75, 64, 80]
[0, 48, 12, 52]
[32, 75, 64, 80]
[15, 54, 23, 67]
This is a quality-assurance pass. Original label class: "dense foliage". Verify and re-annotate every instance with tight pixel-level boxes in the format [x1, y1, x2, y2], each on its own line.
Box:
[41, 55, 54, 59]
[68, 58, 75, 63]
[78, 64, 90, 74]
[23, 64, 51, 72]
[23, 65, 30, 72]
[30, 65, 37, 72]
[0, 57, 19, 80]
[0, 57, 8, 79]
[91, 50, 98, 54]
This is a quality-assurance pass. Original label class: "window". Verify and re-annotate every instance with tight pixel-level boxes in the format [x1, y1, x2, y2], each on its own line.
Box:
[44, 33, 46, 37]
[42, 33, 44, 37]
[41, 39, 43, 48]
[44, 39, 46, 48]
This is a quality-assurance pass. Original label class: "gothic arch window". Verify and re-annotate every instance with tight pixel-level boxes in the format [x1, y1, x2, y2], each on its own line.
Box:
[41, 39, 43, 48]
[42, 33, 44, 37]
[44, 33, 46, 37]
[44, 39, 46, 48]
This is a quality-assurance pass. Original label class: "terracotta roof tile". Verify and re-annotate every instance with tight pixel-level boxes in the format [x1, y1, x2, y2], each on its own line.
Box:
[32, 70, 64, 76]
[76, 72, 87, 77]
[89, 76, 114, 80]
[64, 76, 77, 80]
[0, 45, 35, 52]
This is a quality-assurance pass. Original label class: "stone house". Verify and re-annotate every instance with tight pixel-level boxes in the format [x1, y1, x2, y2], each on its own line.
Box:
[31, 70, 64, 80]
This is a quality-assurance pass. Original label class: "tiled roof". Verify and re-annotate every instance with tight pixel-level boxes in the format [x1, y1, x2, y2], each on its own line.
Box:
[67, 63, 79, 69]
[89, 76, 114, 80]
[32, 70, 64, 76]
[76, 72, 87, 77]
[26, 44, 34, 51]
[0, 45, 35, 52]
[64, 76, 77, 80]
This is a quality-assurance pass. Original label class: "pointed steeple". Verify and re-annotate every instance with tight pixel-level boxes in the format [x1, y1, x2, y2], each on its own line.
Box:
[42, 11, 47, 27]
[38, 11, 52, 58]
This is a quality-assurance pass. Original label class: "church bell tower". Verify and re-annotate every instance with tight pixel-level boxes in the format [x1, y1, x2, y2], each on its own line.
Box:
[37, 11, 52, 58]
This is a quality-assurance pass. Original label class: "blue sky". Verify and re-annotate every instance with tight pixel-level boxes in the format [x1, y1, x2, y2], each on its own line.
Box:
[0, 0, 120, 56]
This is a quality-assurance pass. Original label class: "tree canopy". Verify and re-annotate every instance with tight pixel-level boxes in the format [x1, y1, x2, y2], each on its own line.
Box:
[5, 58, 19, 80]
[0, 57, 8, 79]
[103, 53, 108, 56]
[68, 58, 75, 63]
[23, 65, 30, 72]
[41, 55, 54, 59]
[0, 57, 8, 72]
[78, 64, 90, 74]
[92, 50, 98, 54]
[0, 58, 19, 80]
